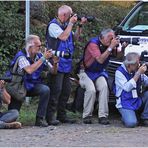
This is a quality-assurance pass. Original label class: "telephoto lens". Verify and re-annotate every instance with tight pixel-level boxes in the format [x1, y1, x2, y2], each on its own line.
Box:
[52, 50, 71, 59]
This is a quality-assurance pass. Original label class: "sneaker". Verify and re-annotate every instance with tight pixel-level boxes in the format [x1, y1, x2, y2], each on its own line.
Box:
[5, 121, 22, 129]
[98, 117, 110, 125]
[58, 117, 76, 124]
[83, 116, 92, 124]
[48, 119, 60, 126]
[35, 118, 48, 127]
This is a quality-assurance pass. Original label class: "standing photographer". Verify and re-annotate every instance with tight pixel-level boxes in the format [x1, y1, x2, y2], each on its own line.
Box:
[46, 5, 87, 125]
[0, 80, 21, 129]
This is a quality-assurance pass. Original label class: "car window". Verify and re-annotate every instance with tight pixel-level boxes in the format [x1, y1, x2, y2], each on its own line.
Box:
[123, 3, 148, 32]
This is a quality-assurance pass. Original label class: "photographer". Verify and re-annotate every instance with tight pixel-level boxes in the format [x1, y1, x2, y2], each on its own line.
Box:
[114, 52, 148, 128]
[45, 5, 87, 125]
[77, 29, 123, 124]
[8, 35, 57, 127]
[0, 80, 21, 129]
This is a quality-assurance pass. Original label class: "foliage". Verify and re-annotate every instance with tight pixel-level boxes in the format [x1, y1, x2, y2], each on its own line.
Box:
[0, 2, 24, 76]
[0, 1, 135, 76]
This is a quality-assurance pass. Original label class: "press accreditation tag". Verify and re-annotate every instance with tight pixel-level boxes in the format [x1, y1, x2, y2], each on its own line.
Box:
[132, 89, 138, 98]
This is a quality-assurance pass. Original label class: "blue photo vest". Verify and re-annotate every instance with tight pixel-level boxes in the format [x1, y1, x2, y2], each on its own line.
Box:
[9, 49, 45, 91]
[84, 37, 110, 81]
[46, 18, 74, 73]
[116, 66, 142, 110]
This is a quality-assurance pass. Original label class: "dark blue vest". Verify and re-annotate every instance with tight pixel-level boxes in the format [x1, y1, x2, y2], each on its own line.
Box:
[85, 37, 109, 81]
[117, 66, 142, 110]
[46, 18, 74, 73]
[10, 49, 45, 91]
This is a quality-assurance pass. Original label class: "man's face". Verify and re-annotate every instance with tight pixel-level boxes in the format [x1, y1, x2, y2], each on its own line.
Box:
[130, 59, 140, 72]
[30, 38, 42, 56]
[102, 32, 115, 46]
[63, 11, 73, 23]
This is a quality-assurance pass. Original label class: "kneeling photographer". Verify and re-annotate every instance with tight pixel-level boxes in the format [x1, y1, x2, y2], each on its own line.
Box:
[7, 34, 58, 127]
[114, 52, 148, 128]
[0, 80, 21, 129]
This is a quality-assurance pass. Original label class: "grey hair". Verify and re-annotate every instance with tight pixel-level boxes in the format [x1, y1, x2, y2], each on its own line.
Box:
[99, 28, 114, 39]
[58, 5, 72, 16]
[124, 52, 140, 65]
[25, 35, 39, 51]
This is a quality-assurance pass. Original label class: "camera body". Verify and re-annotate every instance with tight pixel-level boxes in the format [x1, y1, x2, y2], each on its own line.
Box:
[75, 15, 95, 22]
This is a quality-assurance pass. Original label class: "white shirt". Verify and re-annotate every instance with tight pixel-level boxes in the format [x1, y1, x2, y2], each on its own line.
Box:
[115, 64, 148, 108]
[48, 23, 63, 39]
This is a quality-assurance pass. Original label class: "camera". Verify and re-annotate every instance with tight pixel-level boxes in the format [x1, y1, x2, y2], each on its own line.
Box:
[51, 50, 71, 59]
[77, 15, 95, 22]
[72, 14, 95, 22]
[0, 77, 12, 82]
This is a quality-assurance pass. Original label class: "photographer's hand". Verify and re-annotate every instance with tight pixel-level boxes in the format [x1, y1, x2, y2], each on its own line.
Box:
[0, 80, 5, 89]
[133, 64, 147, 82]
[43, 48, 53, 60]
[0, 80, 11, 104]
[69, 14, 78, 24]
[138, 64, 147, 75]
[110, 38, 120, 50]
[80, 17, 87, 25]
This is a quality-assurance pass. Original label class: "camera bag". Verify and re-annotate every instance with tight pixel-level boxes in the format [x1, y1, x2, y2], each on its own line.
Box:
[5, 56, 27, 102]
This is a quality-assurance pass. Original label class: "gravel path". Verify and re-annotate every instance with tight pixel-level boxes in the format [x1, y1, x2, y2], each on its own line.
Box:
[0, 118, 148, 147]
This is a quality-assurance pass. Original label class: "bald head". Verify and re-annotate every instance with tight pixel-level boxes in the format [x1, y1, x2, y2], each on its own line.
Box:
[58, 5, 72, 16]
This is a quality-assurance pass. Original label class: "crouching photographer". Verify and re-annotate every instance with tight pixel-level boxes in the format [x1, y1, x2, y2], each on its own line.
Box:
[114, 52, 148, 128]
[7, 34, 58, 127]
[0, 80, 21, 129]
[76, 28, 125, 124]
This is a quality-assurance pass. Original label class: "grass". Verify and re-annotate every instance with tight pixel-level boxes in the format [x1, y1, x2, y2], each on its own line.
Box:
[18, 97, 82, 126]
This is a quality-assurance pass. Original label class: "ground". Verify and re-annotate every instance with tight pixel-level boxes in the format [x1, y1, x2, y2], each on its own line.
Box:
[0, 112, 148, 147]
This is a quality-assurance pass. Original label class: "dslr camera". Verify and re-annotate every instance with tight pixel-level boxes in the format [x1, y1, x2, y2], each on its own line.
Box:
[72, 14, 95, 22]
[77, 15, 95, 22]
[47, 49, 71, 59]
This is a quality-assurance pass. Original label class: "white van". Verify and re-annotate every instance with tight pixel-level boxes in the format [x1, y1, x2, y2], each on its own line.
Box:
[108, 0, 148, 74]
[108, 0, 148, 100]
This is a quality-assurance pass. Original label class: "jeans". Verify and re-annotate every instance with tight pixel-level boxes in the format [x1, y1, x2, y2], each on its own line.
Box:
[0, 109, 19, 129]
[46, 72, 71, 121]
[8, 84, 50, 118]
[118, 91, 148, 128]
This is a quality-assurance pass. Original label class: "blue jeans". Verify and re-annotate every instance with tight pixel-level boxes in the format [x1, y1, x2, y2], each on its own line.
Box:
[8, 84, 50, 118]
[118, 91, 148, 128]
[0, 109, 19, 129]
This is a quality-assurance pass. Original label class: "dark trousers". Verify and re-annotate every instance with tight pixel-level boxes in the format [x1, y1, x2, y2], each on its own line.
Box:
[46, 72, 71, 121]
[8, 84, 50, 118]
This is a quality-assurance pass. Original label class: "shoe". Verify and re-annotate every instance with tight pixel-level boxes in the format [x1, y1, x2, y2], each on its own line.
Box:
[141, 119, 148, 126]
[35, 118, 48, 127]
[5, 121, 22, 129]
[48, 119, 60, 126]
[58, 117, 76, 124]
[98, 117, 110, 125]
[83, 116, 92, 124]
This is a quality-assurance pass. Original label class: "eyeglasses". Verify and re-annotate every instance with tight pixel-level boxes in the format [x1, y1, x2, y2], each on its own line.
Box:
[35, 44, 42, 48]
